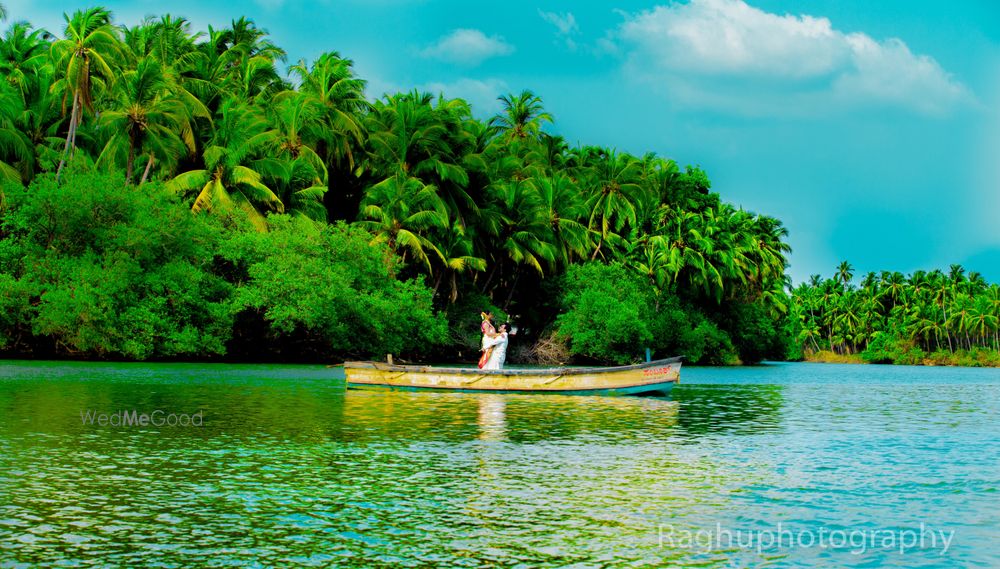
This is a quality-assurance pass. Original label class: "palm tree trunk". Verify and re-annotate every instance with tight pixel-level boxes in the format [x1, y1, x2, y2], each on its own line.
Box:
[432, 271, 445, 298]
[503, 270, 521, 311]
[139, 155, 155, 185]
[941, 305, 954, 352]
[590, 236, 603, 260]
[55, 91, 81, 183]
[126, 144, 135, 184]
[481, 261, 501, 295]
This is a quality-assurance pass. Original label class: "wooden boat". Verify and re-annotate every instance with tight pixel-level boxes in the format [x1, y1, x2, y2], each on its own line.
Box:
[344, 356, 681, 396]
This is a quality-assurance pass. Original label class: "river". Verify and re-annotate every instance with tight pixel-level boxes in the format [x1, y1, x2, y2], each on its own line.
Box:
[0, 361, 997, 568]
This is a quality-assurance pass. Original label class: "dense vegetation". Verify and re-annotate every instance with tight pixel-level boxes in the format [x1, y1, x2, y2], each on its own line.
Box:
[788, 263, 1000, 367]
[0, 6, 795, 363]
[0, 6, 993, 366]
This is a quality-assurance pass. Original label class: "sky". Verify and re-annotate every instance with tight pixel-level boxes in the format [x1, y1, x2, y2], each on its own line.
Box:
[8, 0, 1000, 284]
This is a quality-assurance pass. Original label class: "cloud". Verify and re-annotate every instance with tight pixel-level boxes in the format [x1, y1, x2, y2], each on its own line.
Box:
[539, 10, 580, 50]
[612, 0, 969, 116]
[419, 29, 514, 66]
[417, 78, 510, 116]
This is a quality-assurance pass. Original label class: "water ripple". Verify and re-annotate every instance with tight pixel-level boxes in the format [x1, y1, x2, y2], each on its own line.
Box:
[0, 361, 997, 567]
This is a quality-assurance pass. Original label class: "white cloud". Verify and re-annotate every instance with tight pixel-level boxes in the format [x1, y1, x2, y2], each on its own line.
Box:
[540, 10, 580, 50]
[419, 29, 514, 66]
[418, 78, 510, 116]
[612, 0, 969, 116]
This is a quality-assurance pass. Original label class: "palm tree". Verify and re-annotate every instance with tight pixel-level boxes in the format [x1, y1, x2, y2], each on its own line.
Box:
[660, 209, 724, 300]
[431, 225, 486, 303]
[364, 91, 474, 228]
[582, 148, 648, 260]
[289, 51, 367, 169]
[0, 82, 30, 182]
[0, 23, 52, 99]
[836, 261, 854, 288]
[51, 7, 122, 181]
[535, 172, 590, 267]
[268, 91, 327, 178]
[481, 178, 556, 305]
[489, 89, 552, 141]
[96, 57, 202, 183]
[167, 100, 283, 231]
[357, 173, 448, 272]
[261, 155, 328, 222]
[968, 295, 998, 348]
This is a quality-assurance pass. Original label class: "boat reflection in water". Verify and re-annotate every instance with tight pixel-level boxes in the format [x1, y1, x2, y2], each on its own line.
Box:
[477, 395, 507, 441]
[341, 390, 679, 443]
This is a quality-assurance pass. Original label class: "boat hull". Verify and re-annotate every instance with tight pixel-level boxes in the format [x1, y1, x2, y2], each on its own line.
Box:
[344, 357, 681, 396]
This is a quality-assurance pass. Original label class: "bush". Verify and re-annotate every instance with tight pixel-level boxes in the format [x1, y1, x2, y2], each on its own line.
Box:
[227, 216, 447, 359]
[681, 318, 740, 365]
[719, 301, 786, 364]
[0, 168, 233, 358]
[860, 332, 895, 364]
[555, 262, 654, 364]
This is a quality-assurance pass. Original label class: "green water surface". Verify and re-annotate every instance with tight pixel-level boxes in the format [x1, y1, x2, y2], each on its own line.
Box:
[0, 361, 997, 568]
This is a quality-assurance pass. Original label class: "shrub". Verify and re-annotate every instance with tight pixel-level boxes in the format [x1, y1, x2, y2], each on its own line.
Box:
[555, 262, 654, 364]
[227, 216, 447, 359]
[1, 168, 233, 358]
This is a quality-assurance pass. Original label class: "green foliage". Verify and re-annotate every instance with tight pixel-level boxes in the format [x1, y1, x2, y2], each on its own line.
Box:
[0, 7, 801, 365]
[555, 263, 655, 364]
[681, 319, 739, 366]
[1, 168, 232, 358]
[790, 263, 1000, 366]
[227, 216, 447, 359]
[720, 302, 788, 364]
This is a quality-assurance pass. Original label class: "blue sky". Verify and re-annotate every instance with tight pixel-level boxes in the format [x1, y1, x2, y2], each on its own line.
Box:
[9, 0, 1000, 283]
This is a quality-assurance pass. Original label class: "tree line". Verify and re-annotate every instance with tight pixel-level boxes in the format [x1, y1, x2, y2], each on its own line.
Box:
[2, 6, 991, 366]
[788, 262, 1000, 366]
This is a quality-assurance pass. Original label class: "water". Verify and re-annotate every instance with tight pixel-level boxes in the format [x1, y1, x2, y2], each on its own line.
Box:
[0, 361, 997, 568]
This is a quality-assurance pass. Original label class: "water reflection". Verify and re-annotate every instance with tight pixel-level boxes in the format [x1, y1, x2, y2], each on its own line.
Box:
[339, 390, 679, 443]
[477, 395, 507, 441]
[673, 384, 786, 436]
[1, 361, 997, 568]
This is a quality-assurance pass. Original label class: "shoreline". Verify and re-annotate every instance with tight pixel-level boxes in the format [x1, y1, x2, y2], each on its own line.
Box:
[801, 350, 1000, 368]
[3, 354, 999, 369]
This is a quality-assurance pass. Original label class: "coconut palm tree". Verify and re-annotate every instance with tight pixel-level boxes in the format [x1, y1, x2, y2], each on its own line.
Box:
[836, 261, 854, 288]
[0, 23, 52, 99]
[167, 100, 283, 230]
[260, 154, 328, 222]
[489, 89, 552, 141]
[582, 148, 647, 260]
[535, 172, 590, 267]
[357, 172, 448, 272]
[289, 51, 367, 170]
[0, 82, 30, 182]
[51, 7, 122, 181]
[96, 57, 201, 183]
[430, 225, 486, 303]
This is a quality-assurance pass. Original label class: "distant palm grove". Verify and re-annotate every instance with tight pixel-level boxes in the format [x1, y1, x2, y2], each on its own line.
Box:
[0, 7, 996, 366]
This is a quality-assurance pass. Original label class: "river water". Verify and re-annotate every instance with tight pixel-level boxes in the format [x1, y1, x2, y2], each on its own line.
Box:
[0, 361, 997, 568]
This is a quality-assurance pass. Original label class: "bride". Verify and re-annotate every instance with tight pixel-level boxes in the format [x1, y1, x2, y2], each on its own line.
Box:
[481, 324, 509, 371]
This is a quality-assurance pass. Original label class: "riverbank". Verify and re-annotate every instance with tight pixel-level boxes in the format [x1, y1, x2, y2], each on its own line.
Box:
[803, 349, 1000, 368]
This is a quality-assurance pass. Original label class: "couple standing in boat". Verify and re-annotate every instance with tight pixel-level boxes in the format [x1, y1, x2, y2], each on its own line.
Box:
[479, 312, 511, 370]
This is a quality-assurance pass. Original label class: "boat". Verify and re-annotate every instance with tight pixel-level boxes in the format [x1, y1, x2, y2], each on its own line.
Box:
[343, 356, 682, 396]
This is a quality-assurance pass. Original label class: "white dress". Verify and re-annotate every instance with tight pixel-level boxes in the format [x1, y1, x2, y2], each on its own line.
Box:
[482, 332, 508, 370]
